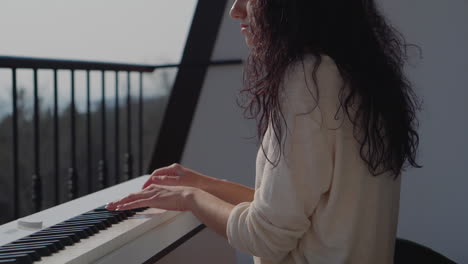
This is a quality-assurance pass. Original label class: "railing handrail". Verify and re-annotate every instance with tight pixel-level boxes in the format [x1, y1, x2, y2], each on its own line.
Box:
[0, 55, 242, 72]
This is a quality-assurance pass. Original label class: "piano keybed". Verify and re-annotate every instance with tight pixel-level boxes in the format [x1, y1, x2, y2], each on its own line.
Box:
[0, 206, 150, 264]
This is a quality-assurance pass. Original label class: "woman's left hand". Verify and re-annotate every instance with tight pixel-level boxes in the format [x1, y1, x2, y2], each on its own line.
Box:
[106, 184, 197, 212]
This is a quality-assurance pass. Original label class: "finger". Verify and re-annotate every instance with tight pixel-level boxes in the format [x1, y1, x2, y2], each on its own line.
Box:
[142, 171, 169, 188]
[142, 177, 156, 189]
[151, 164, 180, 177]
[116, 197, 154, 211]
[144, 164, 183, 189]
[142, 183, 158, 191]
[106, 190, 155, 209]
[142, 177, 159, 189]
[142, 183, 166, 191]
[150, 176, 181, 186]
[142, 175, 180, 189]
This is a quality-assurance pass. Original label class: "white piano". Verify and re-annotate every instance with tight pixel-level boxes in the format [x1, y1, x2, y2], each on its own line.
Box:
[0, 175, 236, 264]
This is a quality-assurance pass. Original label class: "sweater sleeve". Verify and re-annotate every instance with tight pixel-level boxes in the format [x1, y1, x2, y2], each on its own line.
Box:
[227, 57, 337, 262]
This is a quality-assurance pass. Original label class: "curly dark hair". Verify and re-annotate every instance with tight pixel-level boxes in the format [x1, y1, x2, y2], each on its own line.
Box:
[240, 0, 421, 177]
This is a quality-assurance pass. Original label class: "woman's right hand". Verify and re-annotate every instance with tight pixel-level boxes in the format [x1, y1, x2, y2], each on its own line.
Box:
[144, 163, 255, 205]
[142, 163, 215, 191]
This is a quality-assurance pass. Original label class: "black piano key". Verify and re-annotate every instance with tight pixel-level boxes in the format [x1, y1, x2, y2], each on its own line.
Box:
[8, 240, 64, 251]
[70, 214, 120, 224]
[96, 210, 135, 218]
[94, 205, 147, 212]
[122, 210, 136, 217]
[0, 258, 31, 264]
[32, 230, 89, 239]
[72, 212, 119, 219]
[44, 224, 100, 234]
[17, 233, 78, 243]
[17, 234, 78, 245]
[83, 211, 128, 220]
[97, 207, 145, 212]
[3, 241, 60, 252]
[59, 225, 99, 235]
[92, 206, 135, 217]
[0, 251, 41, 261]
[0, 259, 21, 264]
[47, 223, 100, 234]
[52, 221, 107, 230]
[120, 210, 136, 217]
[64, 218, 112, 227]
[93, 205, 108, 211]
[103, 212, 127, 221]
[32, 228, 90, 239]
[131, 207, 149, 212]
[0, 245, 51, 257]
[0, 254, 32, 264]
[81, 210, 122, 216]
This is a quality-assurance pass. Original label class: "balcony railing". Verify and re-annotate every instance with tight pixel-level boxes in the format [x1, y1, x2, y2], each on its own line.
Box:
[0, 55, 242, 221]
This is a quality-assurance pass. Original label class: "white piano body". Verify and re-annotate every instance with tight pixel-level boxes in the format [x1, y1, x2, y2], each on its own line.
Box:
[0, 175, 236, 263]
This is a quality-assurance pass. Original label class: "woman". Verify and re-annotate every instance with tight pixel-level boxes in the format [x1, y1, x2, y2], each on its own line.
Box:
[107, 0, 421, 263]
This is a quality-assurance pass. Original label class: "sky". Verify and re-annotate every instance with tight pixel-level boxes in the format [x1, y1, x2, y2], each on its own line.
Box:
[0, 0, 198, 114]
[0, 0, 197, 63]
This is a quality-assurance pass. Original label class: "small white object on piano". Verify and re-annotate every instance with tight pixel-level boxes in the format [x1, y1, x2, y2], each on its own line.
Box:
[17, 217, 43, 230]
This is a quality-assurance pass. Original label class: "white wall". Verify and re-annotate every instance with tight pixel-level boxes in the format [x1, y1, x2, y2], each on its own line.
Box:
[377, 1, 468, 263]
[182, 0, 468, 263]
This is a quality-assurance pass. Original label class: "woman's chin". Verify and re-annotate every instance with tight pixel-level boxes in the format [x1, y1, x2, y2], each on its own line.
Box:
[245, 37, 254, 48]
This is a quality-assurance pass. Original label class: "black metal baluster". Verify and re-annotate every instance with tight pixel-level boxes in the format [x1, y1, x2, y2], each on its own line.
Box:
[98, 71, 107, 189]
[53, 70, 59, 205]
[115, 71, 120, 183]
[68, 70, 77, 200]
[86, 70, 92, 193]
[12, 68, 19, 219]
[32, 69, 42, 212]
[124, 72, 133, 180]
[138, 72, 143, 175]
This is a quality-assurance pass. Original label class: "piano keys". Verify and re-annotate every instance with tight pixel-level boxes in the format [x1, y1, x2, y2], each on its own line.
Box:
[0, 175, 203, 264]
[0, 205, 145, 263]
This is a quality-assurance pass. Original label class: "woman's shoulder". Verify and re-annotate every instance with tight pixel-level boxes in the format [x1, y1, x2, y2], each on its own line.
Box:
[281, 54, 345, 122]
[284, 54, 343, 92]
[286, 54, 338, 73]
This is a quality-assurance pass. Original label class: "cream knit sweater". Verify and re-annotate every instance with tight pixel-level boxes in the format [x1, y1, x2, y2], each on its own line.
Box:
[227, 55, 401, 264]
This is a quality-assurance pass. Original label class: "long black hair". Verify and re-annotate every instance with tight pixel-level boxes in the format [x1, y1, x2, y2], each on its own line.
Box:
[240, 0, 421, 176]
